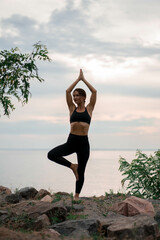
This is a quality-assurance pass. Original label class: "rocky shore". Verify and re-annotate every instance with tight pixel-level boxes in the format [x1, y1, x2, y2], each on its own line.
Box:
[0, 186, 160, 240]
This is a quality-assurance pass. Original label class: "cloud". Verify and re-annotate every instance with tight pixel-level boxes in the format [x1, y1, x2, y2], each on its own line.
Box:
[49, 52, 160, 89]
[94, 94, 160, 122]
[0, 0, 67, 23]
[0, 0, 160, 150]
[83, 0, 160, 46]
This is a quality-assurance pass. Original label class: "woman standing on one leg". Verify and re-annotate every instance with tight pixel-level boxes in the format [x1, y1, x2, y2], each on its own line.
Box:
[47, 69, 97, 200]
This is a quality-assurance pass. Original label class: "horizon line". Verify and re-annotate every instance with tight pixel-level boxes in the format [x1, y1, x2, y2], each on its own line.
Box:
[0, 148, 158, 151]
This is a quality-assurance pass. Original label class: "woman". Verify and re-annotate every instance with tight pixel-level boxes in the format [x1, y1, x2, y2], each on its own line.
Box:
[47, 69, 97, 200]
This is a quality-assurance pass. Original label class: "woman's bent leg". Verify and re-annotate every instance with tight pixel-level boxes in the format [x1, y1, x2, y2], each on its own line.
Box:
[47, 142, 73, 168]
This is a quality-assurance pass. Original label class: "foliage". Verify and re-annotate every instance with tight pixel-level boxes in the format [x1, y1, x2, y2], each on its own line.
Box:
[66, 213, 88, 220]
[52, 193, 62, 203]
[70, 192, 82, 205]
[0, 42, 51, 116]
[12, 213, 36, 230]
[119, 150, 160, 199]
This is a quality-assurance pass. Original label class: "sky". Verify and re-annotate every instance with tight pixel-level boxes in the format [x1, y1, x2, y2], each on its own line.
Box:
[0, 0, 160, 150]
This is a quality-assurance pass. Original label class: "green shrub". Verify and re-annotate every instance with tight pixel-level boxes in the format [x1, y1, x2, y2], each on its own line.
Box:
[52, 193, 62, 203]
[119, 150, 160, 199]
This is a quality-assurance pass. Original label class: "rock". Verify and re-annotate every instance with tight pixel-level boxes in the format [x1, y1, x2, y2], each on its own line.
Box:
[0, 210, 9, 223]
[34, 189, 51, 200]
[34, 214, 50, 230]
[0, 186, 12, 195]
[0, 210, 8, 216]
[18, 187, 38, 199]
[49, 229, 61, 236]
[65, 204, 85, 212]
[5, 193, 22, 204]
[0, 186, 12, 205]
[0, 227, 61, 240]
[155, 211, 160, 225]
[0, 214, 9, 222]
[100, 214, 159, 240]
[55, 192, 70, 196]
[41, 195, 52, 203]
[72, 204, 85, 212]
[111, 196, 155, 217]
[11, 200, 67, 222]
[50, 219, 100, 237]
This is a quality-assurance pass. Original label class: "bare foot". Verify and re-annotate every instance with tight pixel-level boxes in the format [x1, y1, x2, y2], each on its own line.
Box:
[74, 193, 79, 201]
[71, 164, 79, 181]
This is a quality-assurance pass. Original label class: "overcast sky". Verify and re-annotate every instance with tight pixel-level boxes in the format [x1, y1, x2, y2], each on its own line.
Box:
[0, 0, 160, 150]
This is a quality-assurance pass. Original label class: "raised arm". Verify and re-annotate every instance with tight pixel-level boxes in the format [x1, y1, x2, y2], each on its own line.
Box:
[66, 75, 80, 112]
[80, 69, 97, 112]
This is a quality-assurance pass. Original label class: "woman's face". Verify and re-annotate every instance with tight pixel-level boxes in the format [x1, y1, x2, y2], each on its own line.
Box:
[73, 91, 85, 104]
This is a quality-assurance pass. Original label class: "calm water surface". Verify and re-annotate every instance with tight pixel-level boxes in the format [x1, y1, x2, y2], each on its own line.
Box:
[0, 149, 154, 197]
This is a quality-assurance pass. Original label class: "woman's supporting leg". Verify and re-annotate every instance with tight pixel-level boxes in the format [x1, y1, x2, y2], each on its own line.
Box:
[75, 143, 90, 195]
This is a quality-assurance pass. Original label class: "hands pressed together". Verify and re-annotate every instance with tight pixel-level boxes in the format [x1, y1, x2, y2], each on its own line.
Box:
[77, 69, 85, 81]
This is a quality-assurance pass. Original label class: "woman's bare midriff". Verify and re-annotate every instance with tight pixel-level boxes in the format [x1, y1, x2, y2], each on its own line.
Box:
[70, 122, 89, 136]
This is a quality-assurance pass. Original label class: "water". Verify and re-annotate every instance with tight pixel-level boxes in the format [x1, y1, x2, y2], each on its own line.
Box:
[0, 149, 154, 197]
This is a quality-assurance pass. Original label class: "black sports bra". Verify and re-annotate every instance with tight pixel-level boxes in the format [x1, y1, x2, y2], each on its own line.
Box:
[70, 108, 91, 125]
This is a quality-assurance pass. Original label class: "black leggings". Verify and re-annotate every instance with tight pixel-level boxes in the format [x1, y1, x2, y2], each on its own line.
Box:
[47, 133, 90, 194]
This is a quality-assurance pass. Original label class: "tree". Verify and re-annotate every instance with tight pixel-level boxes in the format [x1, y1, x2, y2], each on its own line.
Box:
[0, 42, 51, 116]
[119, 150, 160, 199]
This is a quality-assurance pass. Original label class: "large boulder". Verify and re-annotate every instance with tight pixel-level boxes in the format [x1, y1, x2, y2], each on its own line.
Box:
[50, 219, 100, 238]
[5, 193, 22, 204]
[34, 214, 50, 230]
[0, 186, 12, 206]
[0, 227, 60, 240]
[41, 195, 52, 203]
[0, 210, 10, 224]
[106, 214, 159, 240]
[11, 200, 67, 223]
[0, 186, 12, 195]
[34, 189, 51, 200]
[111, 196, 155, 217]
[18, 187, 38, 199]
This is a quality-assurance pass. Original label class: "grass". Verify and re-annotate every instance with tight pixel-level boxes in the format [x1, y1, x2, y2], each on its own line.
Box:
[52, 193, 62, 203]
[66, 213, 88, 220]
[12, 213, 36, 230]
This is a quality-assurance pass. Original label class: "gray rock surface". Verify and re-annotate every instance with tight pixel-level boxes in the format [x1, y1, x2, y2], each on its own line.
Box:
[50, 218, 100, 238]
[34, 214, 50, 230]
[65, 204, 85, 212]
[100, 214, 159, 240]
[5, 193, 22, 204]
[11, 200, 67, 222]
[155, 211, 160, 225]
[18, 187, 38, 199]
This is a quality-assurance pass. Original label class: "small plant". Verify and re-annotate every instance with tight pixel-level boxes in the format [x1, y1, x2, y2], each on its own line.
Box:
[66, 213, 88, 220]
[70, 192, 74, 209]
[103, 213, 108, 217]
[14, 188, 19, 194]
[109, 189, 114, 195]
[105, 192, 109, 197]
[27, 201, 35, 206]
[66, 213, 78, 220]
[91, 234, 104, 240]
[52, 193, 62, 203]
[72, 199, 82, 204]
[70, 192, 82, 207]
[51, 216, 61, 224]
[12, 212, 36, 230]
[119, 150, 160, 199]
